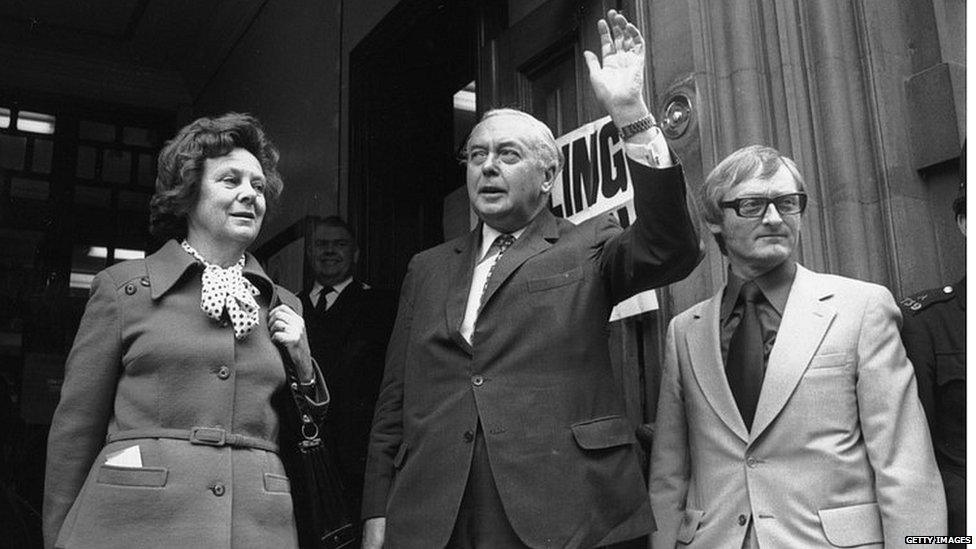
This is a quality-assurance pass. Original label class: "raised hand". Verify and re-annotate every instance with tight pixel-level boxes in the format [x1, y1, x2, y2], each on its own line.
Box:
[583, 10, 652, 128]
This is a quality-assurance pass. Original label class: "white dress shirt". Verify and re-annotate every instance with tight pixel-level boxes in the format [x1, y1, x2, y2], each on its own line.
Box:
[460, 225, 526, 343]
[310, 276, 354, 311]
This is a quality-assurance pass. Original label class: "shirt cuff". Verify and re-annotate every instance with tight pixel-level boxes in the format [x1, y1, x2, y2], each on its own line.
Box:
[623, 126, 673, 168]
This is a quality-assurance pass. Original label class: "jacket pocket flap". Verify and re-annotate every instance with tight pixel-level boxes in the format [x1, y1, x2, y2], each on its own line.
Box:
[97, 465, 168, 487]
[527, 266, 583, 292]
[264, 473, 291, 493]
[571, 416, 635, 449]
[818, 502, 883, 547]
[676, 508, 705, 544]
[392, 443, 409, 469]
[936, 353, 966, 384]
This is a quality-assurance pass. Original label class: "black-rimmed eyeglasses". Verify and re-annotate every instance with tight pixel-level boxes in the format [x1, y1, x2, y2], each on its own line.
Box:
[719, 193, 807, 218]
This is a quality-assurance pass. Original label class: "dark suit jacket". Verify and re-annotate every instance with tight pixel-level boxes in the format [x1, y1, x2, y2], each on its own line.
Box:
[300, 281, 395, 520]
[363, 160, 701, 548]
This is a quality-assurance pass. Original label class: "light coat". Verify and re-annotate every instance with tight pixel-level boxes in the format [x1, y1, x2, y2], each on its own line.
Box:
[43, 239, 326, 549]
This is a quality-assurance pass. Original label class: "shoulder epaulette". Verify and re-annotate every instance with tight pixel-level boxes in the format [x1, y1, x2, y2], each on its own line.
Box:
[899, 285, 956, 314]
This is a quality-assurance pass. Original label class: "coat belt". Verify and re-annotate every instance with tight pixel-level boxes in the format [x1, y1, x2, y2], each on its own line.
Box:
[106, 426, 278, 453]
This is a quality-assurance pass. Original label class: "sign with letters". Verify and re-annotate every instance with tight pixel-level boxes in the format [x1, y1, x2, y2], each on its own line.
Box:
[550, 116, 658, 321]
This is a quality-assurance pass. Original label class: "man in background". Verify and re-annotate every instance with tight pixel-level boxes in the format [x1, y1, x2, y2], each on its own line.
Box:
[301, 215, 395, 527]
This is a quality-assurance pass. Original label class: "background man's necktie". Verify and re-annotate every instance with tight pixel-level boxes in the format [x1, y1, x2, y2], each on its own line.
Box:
[315, 286, 334, 314]
[479, 234, 515, 308]
[726, 281, 765, 431]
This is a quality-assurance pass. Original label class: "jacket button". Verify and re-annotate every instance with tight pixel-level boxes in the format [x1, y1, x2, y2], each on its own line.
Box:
[217, 366, 231, 380]
[746, 456, 757, 468]
[124, 283, 136, 295]
[738, 514, 748, 526]
[463, 430, 475, 443]
[212, 483, 225, 497]
[140, 276, 150, 287]
[471, 375, 484, 386]
[219, 319, 230, 328]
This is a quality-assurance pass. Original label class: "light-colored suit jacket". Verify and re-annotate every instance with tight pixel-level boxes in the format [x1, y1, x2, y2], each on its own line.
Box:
[650, 264, 946, 548]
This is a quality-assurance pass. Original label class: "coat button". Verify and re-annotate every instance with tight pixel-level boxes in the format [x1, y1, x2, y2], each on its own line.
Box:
[219, 319, 230, 328]
[471, 375, 484, 386]
[463, 430, 475, 443]
[746, 456, 757, 468]
[140, 276, 150, 287]
[212, 483, 225, 497]
[124, 283, 136, 295]
[738, 514, 748, 526]
[217, 366, 231, 380]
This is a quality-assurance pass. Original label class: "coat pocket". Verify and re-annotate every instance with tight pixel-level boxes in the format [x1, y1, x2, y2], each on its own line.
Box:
[96, 465, 168, 487]
[264, 473, 291, 494]
[808, 352, 851, 370]
[676, 508, 705, 544]
[936, 352, 966, 385]
[526, 266, 583, 293]
[570, 415, 635, 450]
[818, 502, 883, 547]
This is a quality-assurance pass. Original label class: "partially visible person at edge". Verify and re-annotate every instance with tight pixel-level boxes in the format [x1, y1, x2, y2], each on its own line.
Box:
[300, 215, 395, 531]
[361, 9, 702, 549]
[43, 113, 329, 548]
[900, 144, 966, 547]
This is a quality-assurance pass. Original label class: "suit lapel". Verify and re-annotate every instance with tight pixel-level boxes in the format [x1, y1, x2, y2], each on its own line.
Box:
[478, 210, 558, 312]
[687, 293, 750, 443]
[445, 227, 479, 354]
[749, 265, 836, 443]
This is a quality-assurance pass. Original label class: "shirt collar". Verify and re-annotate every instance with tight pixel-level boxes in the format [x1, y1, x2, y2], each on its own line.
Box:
[479, 224, 526, 261]
[311, 276, 354, 298]
[147, 239, 272, 300]
[720, 259, 797, 320]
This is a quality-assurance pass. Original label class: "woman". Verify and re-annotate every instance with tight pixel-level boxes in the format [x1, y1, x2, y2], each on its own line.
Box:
[42, 113, 327, 548]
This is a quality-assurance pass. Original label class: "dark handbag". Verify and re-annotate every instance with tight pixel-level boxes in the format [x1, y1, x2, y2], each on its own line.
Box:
[274, 292, 358, 549]
[284, 377, 358, 549]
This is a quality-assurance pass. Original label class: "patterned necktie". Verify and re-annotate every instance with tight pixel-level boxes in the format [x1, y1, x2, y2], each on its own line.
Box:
[479, 234, 515, 308]
[181, 240, 261, 340]
[725, 281, 765, 431]
[315, 286, 334, 314]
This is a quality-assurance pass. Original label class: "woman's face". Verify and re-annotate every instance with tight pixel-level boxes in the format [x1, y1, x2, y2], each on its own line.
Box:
[187, 147, 267, 249]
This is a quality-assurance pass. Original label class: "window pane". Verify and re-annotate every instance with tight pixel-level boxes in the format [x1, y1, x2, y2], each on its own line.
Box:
[137, 153, 156, 187]
[122, 126, 153, 147]
[119, 190, 149, 212]
[0, 135, 26, 169]
[76, 146, 97, 178]
[17, 111, 56, 135]
[79, 120, 115, 142]
[71, 243, 107, 291]
[0, 107, 9, 128]
[32, 139, 53, 173]
[74, 185, 111, 207]
[102, 149, 131, 183]
[10, 178, 49, 200]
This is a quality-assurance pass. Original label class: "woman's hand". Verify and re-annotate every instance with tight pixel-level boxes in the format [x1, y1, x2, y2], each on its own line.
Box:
[268, 304, 314, 382]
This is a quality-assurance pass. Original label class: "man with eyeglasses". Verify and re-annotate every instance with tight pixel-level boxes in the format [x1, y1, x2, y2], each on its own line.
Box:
[649, 145, 945, 548]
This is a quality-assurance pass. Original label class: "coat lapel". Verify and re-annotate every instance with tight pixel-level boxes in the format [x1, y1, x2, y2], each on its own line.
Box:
[687, 293, 750, 443]
[478, 210, 559, 312]
[444, 228, 479, 354]
[749, 265, 836, 443]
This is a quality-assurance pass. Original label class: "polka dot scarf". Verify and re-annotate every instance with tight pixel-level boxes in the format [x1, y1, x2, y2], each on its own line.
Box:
[181, 240, 261, 340]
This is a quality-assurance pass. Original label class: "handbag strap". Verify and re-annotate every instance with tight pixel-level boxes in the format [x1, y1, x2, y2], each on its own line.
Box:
[270, 285, 327, 446]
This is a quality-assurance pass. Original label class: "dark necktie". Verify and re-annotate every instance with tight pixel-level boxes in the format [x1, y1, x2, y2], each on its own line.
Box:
[725, 281, 765, 431]
[315, 286, 334, 314]
[479, 234, 515, 308]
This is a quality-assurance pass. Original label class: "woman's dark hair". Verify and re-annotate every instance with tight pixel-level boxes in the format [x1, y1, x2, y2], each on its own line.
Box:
[149, 112, 283, 241]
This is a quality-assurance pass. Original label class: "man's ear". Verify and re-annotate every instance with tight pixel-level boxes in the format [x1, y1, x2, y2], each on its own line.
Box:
[540, 166, 556, 193]
[706, 221, 723, 237]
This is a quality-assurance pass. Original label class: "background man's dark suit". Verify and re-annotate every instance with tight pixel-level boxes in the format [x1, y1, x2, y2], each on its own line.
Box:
[301, 281, 395, 523]
[362, 159, 700, 548]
